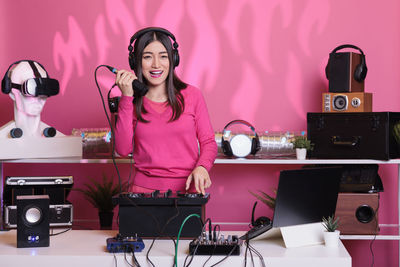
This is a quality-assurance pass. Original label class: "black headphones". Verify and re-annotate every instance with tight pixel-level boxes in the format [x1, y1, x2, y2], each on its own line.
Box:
[2, 60, 47, 94]
[221, 120, 260, 157]
[325, 44, 368, 82]
[128, 27, 180, 71]
[251, 202, 271, 228]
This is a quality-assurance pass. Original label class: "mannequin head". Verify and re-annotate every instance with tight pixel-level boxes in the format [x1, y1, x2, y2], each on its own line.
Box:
[8, 61, 48, 117]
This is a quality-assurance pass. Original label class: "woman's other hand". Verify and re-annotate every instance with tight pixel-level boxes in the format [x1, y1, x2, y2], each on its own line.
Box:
[186, 166, 212, 195]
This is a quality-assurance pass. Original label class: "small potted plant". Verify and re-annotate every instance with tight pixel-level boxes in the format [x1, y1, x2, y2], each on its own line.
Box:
[291, 135, 314, 160]
[75, 173, 125, 230]
[322, 215, 340, 247]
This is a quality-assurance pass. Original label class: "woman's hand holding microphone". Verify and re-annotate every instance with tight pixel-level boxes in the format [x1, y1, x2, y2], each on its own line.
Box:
[115, 70, 137, 97]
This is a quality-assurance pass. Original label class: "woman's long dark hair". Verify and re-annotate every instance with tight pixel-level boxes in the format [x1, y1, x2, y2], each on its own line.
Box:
[132, 30, 187, 122]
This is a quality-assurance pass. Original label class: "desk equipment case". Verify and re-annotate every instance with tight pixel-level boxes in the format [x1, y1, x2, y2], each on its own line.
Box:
[114, 192, 208, 239]
[3, 176, 73, 205]
[3, 176, 73, 228]
[307, 112, 400, 160]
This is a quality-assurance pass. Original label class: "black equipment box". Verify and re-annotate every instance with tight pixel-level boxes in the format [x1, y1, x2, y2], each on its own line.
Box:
[307, 112, 400, 160]
[189, 236, 242, 255]
[2, 176, 73, 229]
[3, 176, 73, 205]
[4, 202, 73, 228]
[114, 191, 209, 239]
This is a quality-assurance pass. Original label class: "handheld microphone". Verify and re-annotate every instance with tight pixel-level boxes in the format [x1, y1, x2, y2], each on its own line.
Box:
[105, 65, 117, 74]
[104, 65, 148, 97]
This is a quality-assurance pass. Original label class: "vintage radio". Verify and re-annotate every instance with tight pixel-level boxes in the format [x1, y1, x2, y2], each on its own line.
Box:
[307, 112, 400, 160]
[323, 92, 372, 112]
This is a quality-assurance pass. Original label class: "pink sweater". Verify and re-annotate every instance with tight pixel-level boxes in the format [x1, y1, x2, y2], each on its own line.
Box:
[114, 85, 217, 191]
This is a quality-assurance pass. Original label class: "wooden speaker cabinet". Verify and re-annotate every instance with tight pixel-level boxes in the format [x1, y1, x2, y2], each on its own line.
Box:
[327, 52, 365, 93]
[335, 193, 379, 235]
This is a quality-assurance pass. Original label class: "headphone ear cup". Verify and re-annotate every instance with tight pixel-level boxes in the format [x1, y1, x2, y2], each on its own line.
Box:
[1, 73, 11, 94]
[253, 216, 271, 227]
[354, 64, 362, 82]
[325, 61, 330, 80]
[222, 139, 233, 157]
[173, 49, 180, 68]
[128, 52, 135, 71]
[354, 55, 367, 82]
[251, 137, 260, 155]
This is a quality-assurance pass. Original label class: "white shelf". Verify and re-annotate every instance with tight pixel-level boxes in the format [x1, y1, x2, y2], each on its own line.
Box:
[340, 225, 400, 240]
[341, 235, 400, 240]
[214, 158, 400, 165]
[3, 156, 400, 165]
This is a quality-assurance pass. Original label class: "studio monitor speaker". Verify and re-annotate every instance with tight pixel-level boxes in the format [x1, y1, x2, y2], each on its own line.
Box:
[335, 193, 379, 235]
[17, 195, 50, 248]
[327, 52, 365, 93]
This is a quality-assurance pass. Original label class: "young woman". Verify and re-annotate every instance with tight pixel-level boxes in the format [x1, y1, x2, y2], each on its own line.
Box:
[114, 27, 217, 195]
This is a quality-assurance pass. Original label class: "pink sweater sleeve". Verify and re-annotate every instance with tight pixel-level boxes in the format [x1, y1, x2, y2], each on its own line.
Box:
[114, 96, 135, 157]
[192, 89, 218, 172]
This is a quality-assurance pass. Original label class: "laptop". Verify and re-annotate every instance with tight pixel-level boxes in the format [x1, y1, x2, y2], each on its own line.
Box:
[241, 166, 342, 246]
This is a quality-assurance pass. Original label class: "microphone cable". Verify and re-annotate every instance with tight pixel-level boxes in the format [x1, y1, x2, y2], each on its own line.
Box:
[94, 65, 123, 192]
[370, 192, 380, 267]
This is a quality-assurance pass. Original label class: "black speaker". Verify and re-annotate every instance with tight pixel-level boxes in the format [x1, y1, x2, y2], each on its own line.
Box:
[17, 195, 50, 248]
[325, 44, 367, 93]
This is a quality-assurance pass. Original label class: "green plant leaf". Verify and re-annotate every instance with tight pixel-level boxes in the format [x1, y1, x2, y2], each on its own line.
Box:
[393, 122, 400, 144]
[73, 173, 127, 212]
[249, 190, 276, 209]
[322, 215, 339, 232]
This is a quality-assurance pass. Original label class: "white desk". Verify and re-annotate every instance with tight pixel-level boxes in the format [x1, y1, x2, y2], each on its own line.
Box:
[0, 230, 351, 267]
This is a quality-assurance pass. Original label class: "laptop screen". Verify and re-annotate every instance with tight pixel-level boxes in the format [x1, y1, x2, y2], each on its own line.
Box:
[272, 167, 342, 228]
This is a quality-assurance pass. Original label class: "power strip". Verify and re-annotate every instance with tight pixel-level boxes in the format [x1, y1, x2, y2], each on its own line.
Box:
[189, 235, 242, 255]
[106, 236, 145, 253]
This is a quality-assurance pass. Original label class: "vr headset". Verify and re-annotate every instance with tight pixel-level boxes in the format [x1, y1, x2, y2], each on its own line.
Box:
[11, 77, 59, 97]
[2, 60, 59, 97]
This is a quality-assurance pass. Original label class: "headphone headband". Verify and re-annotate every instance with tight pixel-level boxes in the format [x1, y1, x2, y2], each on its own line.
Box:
[129, 27, 178, 50]
[222, 119, 257, 136]
[330, 44, 364, 55]
[128, 27, 180, 70]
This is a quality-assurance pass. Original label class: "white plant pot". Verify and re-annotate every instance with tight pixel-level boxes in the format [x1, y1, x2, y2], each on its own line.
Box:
[296, 148, 307, 160]
[323, 230, 340, 248]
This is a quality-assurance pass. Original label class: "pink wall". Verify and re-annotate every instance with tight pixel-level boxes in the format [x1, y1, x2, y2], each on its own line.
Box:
[1, 0, 400, 266]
